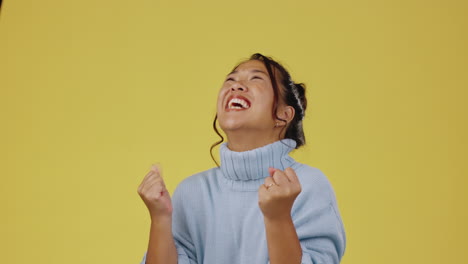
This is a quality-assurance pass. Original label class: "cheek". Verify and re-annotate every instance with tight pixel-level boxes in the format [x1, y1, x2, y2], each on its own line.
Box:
[256, 90, 275, 110]
[216, 88, 228, 109]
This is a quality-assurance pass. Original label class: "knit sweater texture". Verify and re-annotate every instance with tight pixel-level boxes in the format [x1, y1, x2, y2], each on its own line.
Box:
[140, 139, 346, 264]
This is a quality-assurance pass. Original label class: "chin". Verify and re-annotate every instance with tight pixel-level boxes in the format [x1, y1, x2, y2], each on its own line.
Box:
[219, 119, 245, 132]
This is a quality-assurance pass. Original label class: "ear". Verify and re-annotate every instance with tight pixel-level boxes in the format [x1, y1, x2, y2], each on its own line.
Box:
[276, 105, 295, 126]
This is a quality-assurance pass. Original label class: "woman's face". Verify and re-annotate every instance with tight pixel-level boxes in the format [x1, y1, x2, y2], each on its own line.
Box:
[217, 60, 278, 134]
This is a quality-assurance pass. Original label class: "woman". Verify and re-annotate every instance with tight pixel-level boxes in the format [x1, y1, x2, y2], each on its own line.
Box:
[138, 53, 346, 264]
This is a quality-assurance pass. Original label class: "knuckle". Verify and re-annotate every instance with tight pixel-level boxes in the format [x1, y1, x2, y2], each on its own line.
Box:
[147, 193, 160, 201]
[297, 185, 302, 193]
[282, 186, 292, 196]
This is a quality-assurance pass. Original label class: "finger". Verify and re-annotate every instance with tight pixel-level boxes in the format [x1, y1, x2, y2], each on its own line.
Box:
[141, 169, 155, 183]
[284, 167, 299, 182]
[140, 164, 161, 185]
[150, 163, 163, 176]
[138, 171, 155, 193]
[263, 176, 276, 186]
[263, 176, 281, 191]
[146, 171, 165, 182]
[271, 169, 290, 185]
[151, 164, 166, 181]
[141, 175, 164, 190]
[141, 172, 162, 188]
[143, 181, 165, 198]
[142, 164, 164, 182]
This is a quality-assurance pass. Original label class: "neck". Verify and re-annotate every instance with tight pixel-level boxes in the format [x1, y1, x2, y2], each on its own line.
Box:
[219, 138, 297, 187]
[225, 129, 284, 151]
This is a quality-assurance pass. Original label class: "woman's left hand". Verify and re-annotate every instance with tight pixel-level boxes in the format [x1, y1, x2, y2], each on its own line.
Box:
[258, 167, 302, 220]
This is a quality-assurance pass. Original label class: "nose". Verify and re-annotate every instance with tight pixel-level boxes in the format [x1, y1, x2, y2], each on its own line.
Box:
[230, 81, 247, 92]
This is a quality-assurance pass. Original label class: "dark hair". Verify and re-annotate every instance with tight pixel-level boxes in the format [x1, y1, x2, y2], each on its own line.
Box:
[210, 53, 307, 166]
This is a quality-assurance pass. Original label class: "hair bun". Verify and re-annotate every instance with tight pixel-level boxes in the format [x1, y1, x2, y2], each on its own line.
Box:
[294, 83, 307, 112]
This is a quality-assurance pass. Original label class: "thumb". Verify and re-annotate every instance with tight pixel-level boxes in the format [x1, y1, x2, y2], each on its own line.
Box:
[268, 167, 276, 177]
[161, 189, 173, 211]
[150, 163, 162, 174]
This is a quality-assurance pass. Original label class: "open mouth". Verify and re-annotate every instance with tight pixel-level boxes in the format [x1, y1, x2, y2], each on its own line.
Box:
[226, 96, 251, 110]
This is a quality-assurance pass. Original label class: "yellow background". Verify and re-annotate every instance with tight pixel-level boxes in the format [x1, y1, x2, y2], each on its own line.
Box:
[1, 0, 467, 263]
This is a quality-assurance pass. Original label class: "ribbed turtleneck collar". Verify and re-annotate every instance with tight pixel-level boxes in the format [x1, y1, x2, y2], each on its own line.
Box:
[220, 139, 297, 184]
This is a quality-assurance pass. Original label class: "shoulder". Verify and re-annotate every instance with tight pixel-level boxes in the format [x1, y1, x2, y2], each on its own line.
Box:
[290, 162, 346, 235]
[172, 167, 221, 201]
[291, 162, 338, 206]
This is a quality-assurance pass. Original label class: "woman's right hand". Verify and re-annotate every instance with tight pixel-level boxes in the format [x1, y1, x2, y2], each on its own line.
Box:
[137, 165, 173, 221]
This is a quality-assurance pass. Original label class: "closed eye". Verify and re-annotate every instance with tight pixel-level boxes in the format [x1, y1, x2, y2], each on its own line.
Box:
[251, 75, 263, 80]
[225, 77, 235, 82]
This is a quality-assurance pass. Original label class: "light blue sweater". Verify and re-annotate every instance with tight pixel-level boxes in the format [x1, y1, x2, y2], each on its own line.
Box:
[140, 139, 346, 264]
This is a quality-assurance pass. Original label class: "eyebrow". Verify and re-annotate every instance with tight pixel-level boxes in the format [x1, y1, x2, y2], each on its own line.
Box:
[227, 69, 268, 76]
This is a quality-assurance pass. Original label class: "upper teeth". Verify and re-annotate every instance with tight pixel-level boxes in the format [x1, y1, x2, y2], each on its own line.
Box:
[228, 98, 250, 109]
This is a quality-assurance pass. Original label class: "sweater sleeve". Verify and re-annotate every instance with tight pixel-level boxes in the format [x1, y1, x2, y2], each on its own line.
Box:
[139, 181, 198, 264]
[139, 246, 195, 264]
[288, 165, 347, 264]
[138, 231, 196, 264]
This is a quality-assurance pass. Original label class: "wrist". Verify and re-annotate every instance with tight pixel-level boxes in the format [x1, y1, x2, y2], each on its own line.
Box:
[150, 214, 172, 227]
[264, 213, 293, 225]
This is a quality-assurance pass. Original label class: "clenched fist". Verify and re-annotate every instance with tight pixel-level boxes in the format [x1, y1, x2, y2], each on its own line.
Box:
[258, 167, 302, 220]
[137, 165, 173, 221]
